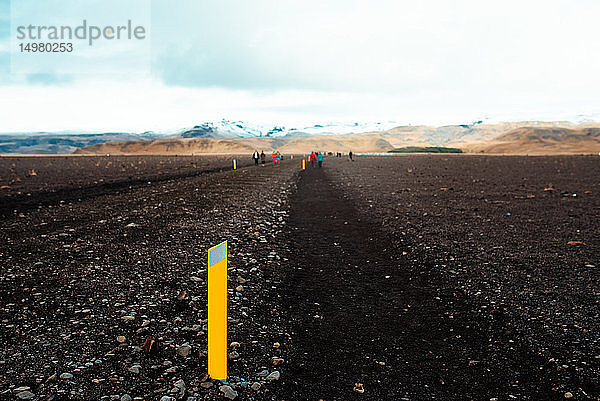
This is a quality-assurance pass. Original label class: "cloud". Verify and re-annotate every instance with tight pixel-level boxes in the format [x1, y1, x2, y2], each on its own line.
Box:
[0, 0, 600, 131]
[150, 0, 600, 95]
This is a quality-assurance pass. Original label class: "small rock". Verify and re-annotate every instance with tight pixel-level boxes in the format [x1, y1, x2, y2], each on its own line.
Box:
[173, 379, 186, 398]
[16, 391, 35, 400]
[177, 345, 191, 357]
[229, 351, 240, 360]
[117, 335, 126, 343]
[230, 342, 240, 349]
[273, 342, 280, 349]
[353, 383, 365, 393]
[565, 392, 573, 399]
[266, 371, 280, 381]
[251, 382, 261, 391]
[45, 373, 57, 383]
[219, 385, 238, 400]
[13, 387, 31, 393]
[160, 397, 176, 401]
[121, 395, 132, 401]
[235, 285, 244, 292]
[60, 372, 73, 379]
[200, 382, 213, 388]
[272, 357, 285, 366]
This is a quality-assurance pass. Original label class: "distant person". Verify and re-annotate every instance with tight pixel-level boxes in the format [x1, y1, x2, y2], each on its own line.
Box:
[309, 151, 317, 167]
[272, 151, 277, 165]
[349, 151, 353, 161]
[252, 150, 260, 166]
[317, 151, 324, 167]
[276, 152, 281, 165]
[260, 150, 266, 164]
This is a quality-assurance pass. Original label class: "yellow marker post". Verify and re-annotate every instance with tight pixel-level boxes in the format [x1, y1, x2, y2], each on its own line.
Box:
[302, 159, 305, 170]
[291, 154, 294, 160]
[208, 241, 227, 380]
[232, 159, 237, 170]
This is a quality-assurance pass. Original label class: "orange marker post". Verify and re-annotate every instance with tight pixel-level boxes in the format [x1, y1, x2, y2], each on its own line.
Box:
[208, 241, 227, 380]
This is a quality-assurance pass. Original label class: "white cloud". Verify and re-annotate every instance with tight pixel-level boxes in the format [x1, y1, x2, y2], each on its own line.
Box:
[1, 0, 600, 131]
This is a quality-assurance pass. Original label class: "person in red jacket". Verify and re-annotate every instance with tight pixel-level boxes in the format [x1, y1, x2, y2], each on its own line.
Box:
[309, 151, 317, 167]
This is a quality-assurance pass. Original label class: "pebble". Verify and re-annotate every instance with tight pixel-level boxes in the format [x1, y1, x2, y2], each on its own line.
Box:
[60, 372, 73, 379]
[266, 371, 281, 381]
[16, 391, 35, 400]
[117, 335, 126, 343]
[128, 365, 140, 374]
[177, 345, 191, 357]
[172, 379, 186, 398]
[251, 382, 262, 391]
[121, 395, 132, 401]
[230, 342, 240, 348]
[13, 386, 31, 392]
[160, 397, 176, 401]
[229, 351, 240, 360]
[272, 357, 285, 366]
[219, 385, 238, 400]
[565, 392, 573, 399]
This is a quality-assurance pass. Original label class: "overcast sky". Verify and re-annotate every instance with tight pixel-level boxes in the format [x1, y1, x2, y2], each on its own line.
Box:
[1, 0, 599, 132]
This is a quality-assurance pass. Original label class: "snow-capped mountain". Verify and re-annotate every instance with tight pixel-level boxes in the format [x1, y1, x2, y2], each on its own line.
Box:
[167, 119, 401, 139]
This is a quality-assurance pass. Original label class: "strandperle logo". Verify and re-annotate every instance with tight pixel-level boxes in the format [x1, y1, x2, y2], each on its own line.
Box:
[15, 20, 147, 46]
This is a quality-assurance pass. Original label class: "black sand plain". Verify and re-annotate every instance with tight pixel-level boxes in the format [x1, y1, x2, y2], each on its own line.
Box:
[1, 155, 599, 401]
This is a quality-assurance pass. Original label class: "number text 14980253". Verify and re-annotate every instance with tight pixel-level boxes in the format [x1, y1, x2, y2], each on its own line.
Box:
[19, 43, 73, 52]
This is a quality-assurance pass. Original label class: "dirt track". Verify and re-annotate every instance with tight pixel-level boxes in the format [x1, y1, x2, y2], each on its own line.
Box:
[278, 156, 600, 400]
[1, 155, 599, 400]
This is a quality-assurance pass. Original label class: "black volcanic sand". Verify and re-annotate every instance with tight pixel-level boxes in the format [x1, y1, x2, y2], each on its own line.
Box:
[0, 156, 252, 218]
[1, 157, 296, 401]
[1, 155, 600, 401]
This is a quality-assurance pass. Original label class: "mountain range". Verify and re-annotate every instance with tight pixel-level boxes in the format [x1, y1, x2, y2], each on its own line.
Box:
[1, 120, 599, 155]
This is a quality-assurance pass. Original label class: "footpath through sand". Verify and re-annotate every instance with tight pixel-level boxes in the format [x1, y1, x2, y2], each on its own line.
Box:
[274, 158, 599, 400]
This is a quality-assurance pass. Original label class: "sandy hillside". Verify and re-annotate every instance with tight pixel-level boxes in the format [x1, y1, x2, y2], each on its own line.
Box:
[463, 127, 600, 155]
